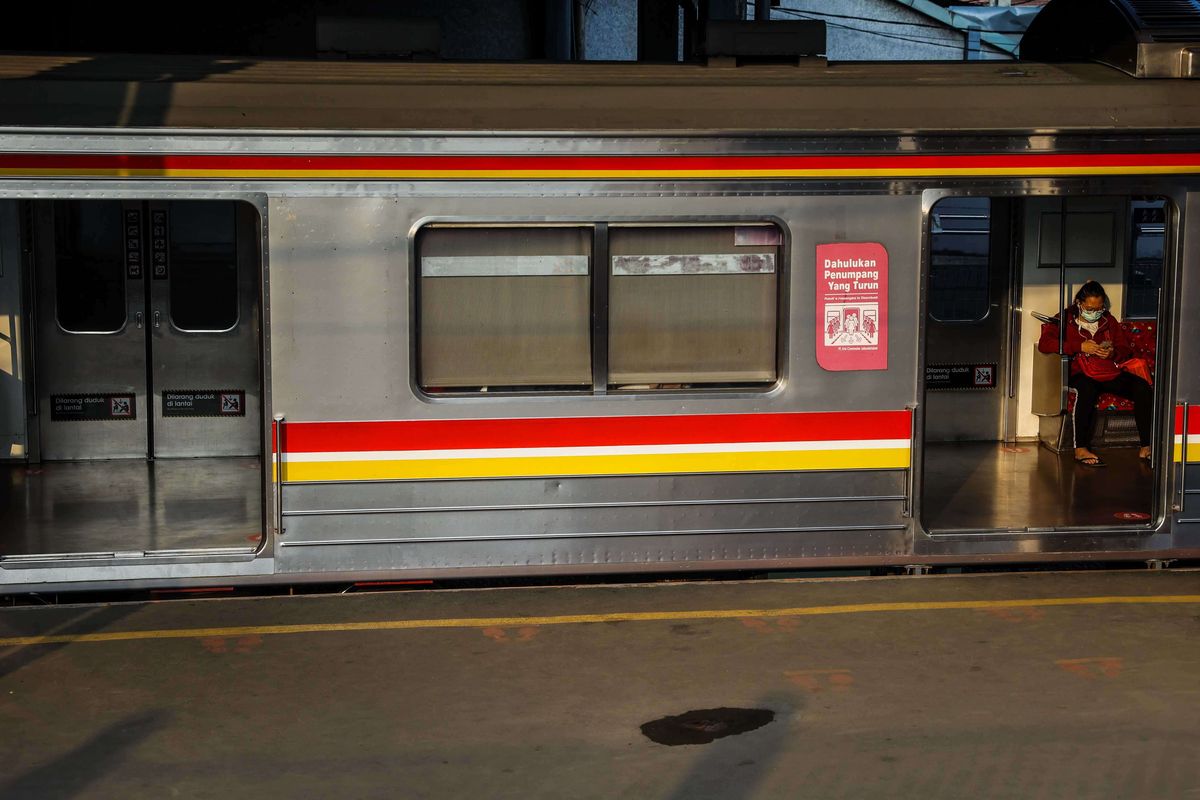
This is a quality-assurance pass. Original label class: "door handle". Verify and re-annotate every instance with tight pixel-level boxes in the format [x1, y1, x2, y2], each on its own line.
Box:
[1180, 402, 1189, 515]
[153, 310, 161, 329]
[273, 414, 286, 538]
[135, 311, 144, 329]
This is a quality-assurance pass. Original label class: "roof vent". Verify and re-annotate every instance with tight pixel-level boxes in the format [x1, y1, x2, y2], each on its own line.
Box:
[1021, 0, 1200, 77]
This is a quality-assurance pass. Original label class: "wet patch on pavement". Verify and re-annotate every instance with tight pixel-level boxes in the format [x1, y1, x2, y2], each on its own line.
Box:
[640, 708, 775, 746]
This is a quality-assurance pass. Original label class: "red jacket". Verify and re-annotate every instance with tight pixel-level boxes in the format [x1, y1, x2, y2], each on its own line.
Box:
[1037, 308, 1132, 382]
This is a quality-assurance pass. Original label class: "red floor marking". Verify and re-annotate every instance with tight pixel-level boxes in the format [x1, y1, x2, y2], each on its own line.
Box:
[740, 617, 799, 632]
[981, 607, 1046, 622]
[201, 635, 262, 654]
[1114, 511, 1151, 521]
[482, 627, 540, 642]
[1055, 657, 1123, 679]
[785, 669, 855, 693]
[1001, 446, 1029, 454]
[353, 580, 435, 587]
[234, 635, 262, 653]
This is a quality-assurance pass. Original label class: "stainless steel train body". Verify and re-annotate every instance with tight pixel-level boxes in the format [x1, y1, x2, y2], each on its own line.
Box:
[0, 53, 1198, 592]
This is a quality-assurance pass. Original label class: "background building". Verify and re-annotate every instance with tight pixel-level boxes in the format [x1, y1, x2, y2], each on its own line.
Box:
[3, 0, 1046, 62]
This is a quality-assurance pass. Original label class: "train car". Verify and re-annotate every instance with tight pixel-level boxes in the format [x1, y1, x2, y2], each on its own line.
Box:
[0, 0, 1198, 593]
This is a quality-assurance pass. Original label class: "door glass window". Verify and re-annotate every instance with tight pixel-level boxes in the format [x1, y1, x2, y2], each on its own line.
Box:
[1126, 199, 1166, 319]
[54, 201, 127, 333]
[929, 197, 990, 323]
[168, 201, 239, 332]
[608, 225, 779, 388]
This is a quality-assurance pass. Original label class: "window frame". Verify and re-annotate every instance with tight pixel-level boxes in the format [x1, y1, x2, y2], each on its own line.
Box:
[415, 223, 595, 393]
[927, 197, 994, 325]
[410, 218, 789, 401]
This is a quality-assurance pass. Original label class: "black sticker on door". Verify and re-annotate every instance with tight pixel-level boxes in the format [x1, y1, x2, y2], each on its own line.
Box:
[162, 389, 246, 417]
[150, 208, 169, 280]
[51, 393, 137, 421]
[124, 208, 143, 279]
[925, 363, 997, 391]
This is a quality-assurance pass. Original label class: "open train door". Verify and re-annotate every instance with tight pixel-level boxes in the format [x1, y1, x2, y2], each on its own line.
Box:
[0, 199, 266, 559]
[919, 194, 1168, 535]
[1172, 191, 1200, 543]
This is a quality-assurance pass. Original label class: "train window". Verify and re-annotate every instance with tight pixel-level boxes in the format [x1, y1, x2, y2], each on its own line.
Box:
[928, 198, 990, 323]
[1125, 199, 1166, 319]
[417, 226, 592, 391]
[53, 200, 127, 334]
[608, 225, 779, 389]
[168, 202, 239, 332]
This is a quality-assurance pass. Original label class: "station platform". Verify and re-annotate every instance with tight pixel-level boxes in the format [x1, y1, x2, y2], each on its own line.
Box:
[0, 569, 1197, 799]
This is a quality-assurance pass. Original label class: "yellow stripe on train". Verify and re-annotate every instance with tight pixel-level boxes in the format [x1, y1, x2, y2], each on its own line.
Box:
[277, 447, 911, 482]
[1172, 442, 1200, 464]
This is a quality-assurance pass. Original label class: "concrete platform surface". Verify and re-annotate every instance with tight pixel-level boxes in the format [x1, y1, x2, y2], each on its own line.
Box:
[0, 570, 1198, 799]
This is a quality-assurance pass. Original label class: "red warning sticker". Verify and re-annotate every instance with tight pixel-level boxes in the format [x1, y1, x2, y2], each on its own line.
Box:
[815, 242, 888, 372]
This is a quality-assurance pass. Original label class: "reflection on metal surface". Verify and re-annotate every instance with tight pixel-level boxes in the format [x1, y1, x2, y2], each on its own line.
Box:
[278, 523, 910, 548]
[0, 458, 265, 558]
[923, 442, 1152, 533]
[284, 493, 906, 517]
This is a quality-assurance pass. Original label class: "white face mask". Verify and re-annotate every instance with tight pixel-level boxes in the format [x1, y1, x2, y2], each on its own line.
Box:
[1079, 307, 1103, 323]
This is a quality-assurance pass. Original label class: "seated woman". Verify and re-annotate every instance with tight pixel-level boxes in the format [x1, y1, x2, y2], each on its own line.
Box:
[1038, 280, 1153, 467]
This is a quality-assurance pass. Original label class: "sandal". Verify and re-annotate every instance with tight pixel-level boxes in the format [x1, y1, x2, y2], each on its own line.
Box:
[1074, 454, 1106, 468]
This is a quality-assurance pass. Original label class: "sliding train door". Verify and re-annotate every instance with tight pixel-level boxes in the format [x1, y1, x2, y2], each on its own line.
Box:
[922, 197, 1013, 443]
[35, 200, 260, 460]
[147, 201, 260, 458]
[35, 201, 148, 460]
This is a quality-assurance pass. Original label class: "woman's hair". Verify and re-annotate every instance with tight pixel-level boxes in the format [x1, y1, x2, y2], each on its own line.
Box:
[1073, 280, 1110, 308]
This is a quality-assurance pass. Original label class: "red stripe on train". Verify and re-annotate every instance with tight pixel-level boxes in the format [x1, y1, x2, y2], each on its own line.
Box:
[1, 152, 1198, 172]
[278, 410, 912, 454]
[1174, 406, 1200, 436]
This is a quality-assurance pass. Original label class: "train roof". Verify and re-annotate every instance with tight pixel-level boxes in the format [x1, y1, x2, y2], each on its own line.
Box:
[0, 53, 1197, 135]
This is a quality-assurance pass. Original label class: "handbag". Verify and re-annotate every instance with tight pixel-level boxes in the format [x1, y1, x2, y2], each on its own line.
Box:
[1119, 356, 1153, 386]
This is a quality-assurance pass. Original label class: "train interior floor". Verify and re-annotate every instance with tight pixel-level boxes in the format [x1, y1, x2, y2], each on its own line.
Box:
[922, 442, 1154, 532]
[0, 570, 1196, 799]
[0, 457, 263, 557]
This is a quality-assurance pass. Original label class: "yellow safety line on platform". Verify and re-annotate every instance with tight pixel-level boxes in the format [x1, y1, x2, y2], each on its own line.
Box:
[1, 594, 1198, 648]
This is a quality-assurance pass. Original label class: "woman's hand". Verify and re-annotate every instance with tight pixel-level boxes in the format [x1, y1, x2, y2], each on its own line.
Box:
[1082, 339, 1114, 358]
